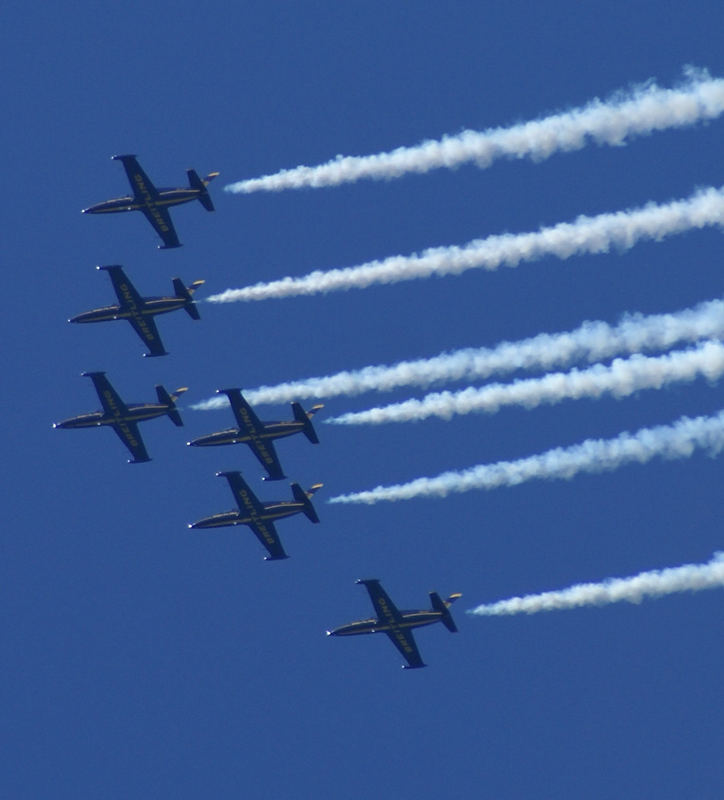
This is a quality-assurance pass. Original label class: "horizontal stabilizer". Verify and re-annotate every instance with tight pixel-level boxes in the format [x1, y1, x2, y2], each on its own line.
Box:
[291, 482, 323, 523]
[156, 385, 187, 426]
[173, 277, 203, 319]
[188, 169, 217, 211]
[292, 402, 323, 443]
[430, 591, 461, 633]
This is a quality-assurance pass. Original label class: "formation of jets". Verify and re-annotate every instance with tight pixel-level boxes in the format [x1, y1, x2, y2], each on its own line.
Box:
[57, 155, 459, 670]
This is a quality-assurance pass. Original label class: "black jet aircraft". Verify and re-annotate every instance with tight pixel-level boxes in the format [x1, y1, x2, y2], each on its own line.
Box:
[82, 155, 219, 249]
[327, 579, 461, 669]
[69, 265, 204, 357]
[188, 388, 323, 481]
[53, 372, 187, 463]
[189, 471, 323, 561]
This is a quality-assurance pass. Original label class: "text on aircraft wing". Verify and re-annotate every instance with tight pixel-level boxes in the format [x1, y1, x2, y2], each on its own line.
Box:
[84, 372, 129, 418]
[101, 265, 145, 309]
[357, 579, 403, 625]
[113, 155, 160, 201]
[219, 471, 266, 517]
[140, 205, 181, 249]
[218, 471, 287, 559]
[247, 437, 285, 481]
[111, 420, 150, 463]
[128, 315, 167, 357]
[222, 389, 265, 433]
[248, 517, 287, 560]
[385, 628, 426, 670]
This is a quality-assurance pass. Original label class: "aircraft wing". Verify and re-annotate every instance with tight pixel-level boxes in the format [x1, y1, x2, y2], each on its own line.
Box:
[128, 315, 167, 357]
[220, 471, 265, 516]
[357, 579, 404, 626]
[219, 471, 288, 559]
[222, 389, 265, 432]
[113, 155, 161, 201]
[221, 389, 286, 479]
[384, 628, 426, 669]
[84, 372, 129, 418]
[247, 517, 288, 560]
[140, 205, 181, 249]
[247, 438, 285, 481]
[111, 420, 151, 463]
[101, 265, 144, 310]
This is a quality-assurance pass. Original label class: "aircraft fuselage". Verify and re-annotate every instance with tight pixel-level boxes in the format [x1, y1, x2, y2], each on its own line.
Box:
[83, 188, 200, 215]
[70, 297, 188, 324]
[189, 420, 305, 447]
[54, 402, 172, 430]
[190, 500, 306, 530]
[329, 610, 444, 637]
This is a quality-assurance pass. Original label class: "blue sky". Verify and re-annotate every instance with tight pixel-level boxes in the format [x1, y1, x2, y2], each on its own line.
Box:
[3, 3, 723, 798]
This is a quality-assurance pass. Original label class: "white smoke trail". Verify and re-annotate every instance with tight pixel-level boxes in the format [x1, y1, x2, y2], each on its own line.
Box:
[329, 341, 724, 425]
[207, 187, 724, 303]
[328, 409, 724, 504]
[191, 298, 724, 410]
[226, 69, 724, 193]
[469, 552, 724, 616]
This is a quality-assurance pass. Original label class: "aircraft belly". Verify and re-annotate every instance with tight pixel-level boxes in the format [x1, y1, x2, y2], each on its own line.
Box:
[264, 427, 297, 439]
[262, 506, 297, 520]
[144, 300, 180, 315]
[76, 311, 119, 323]
[126, 407, 165, 422]
[56, 414, 103, 428]
[333, 624, 376, 636]
[219, 434, 246, 445]
[157, 193, 195, 206]
[194, 512, 240, 528]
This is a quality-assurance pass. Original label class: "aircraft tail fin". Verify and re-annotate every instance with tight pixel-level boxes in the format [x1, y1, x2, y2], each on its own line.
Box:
[291, 482, 323, 523]
[173, 278, 204, 320]
[292, 402, 324, 443]
[156, 385, 187, 426]
[430, 591, 461, 633]
[188, 169, 218, 211]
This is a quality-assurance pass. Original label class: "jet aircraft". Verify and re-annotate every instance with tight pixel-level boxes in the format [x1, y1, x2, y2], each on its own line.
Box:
[82, 155, 219, 249]
[53, 372, 187, 463]
[188, 388, 323, 481]
[327, 579, 461, 669]
[189, 471, 323, 561]
[69, 265, 204, 357]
